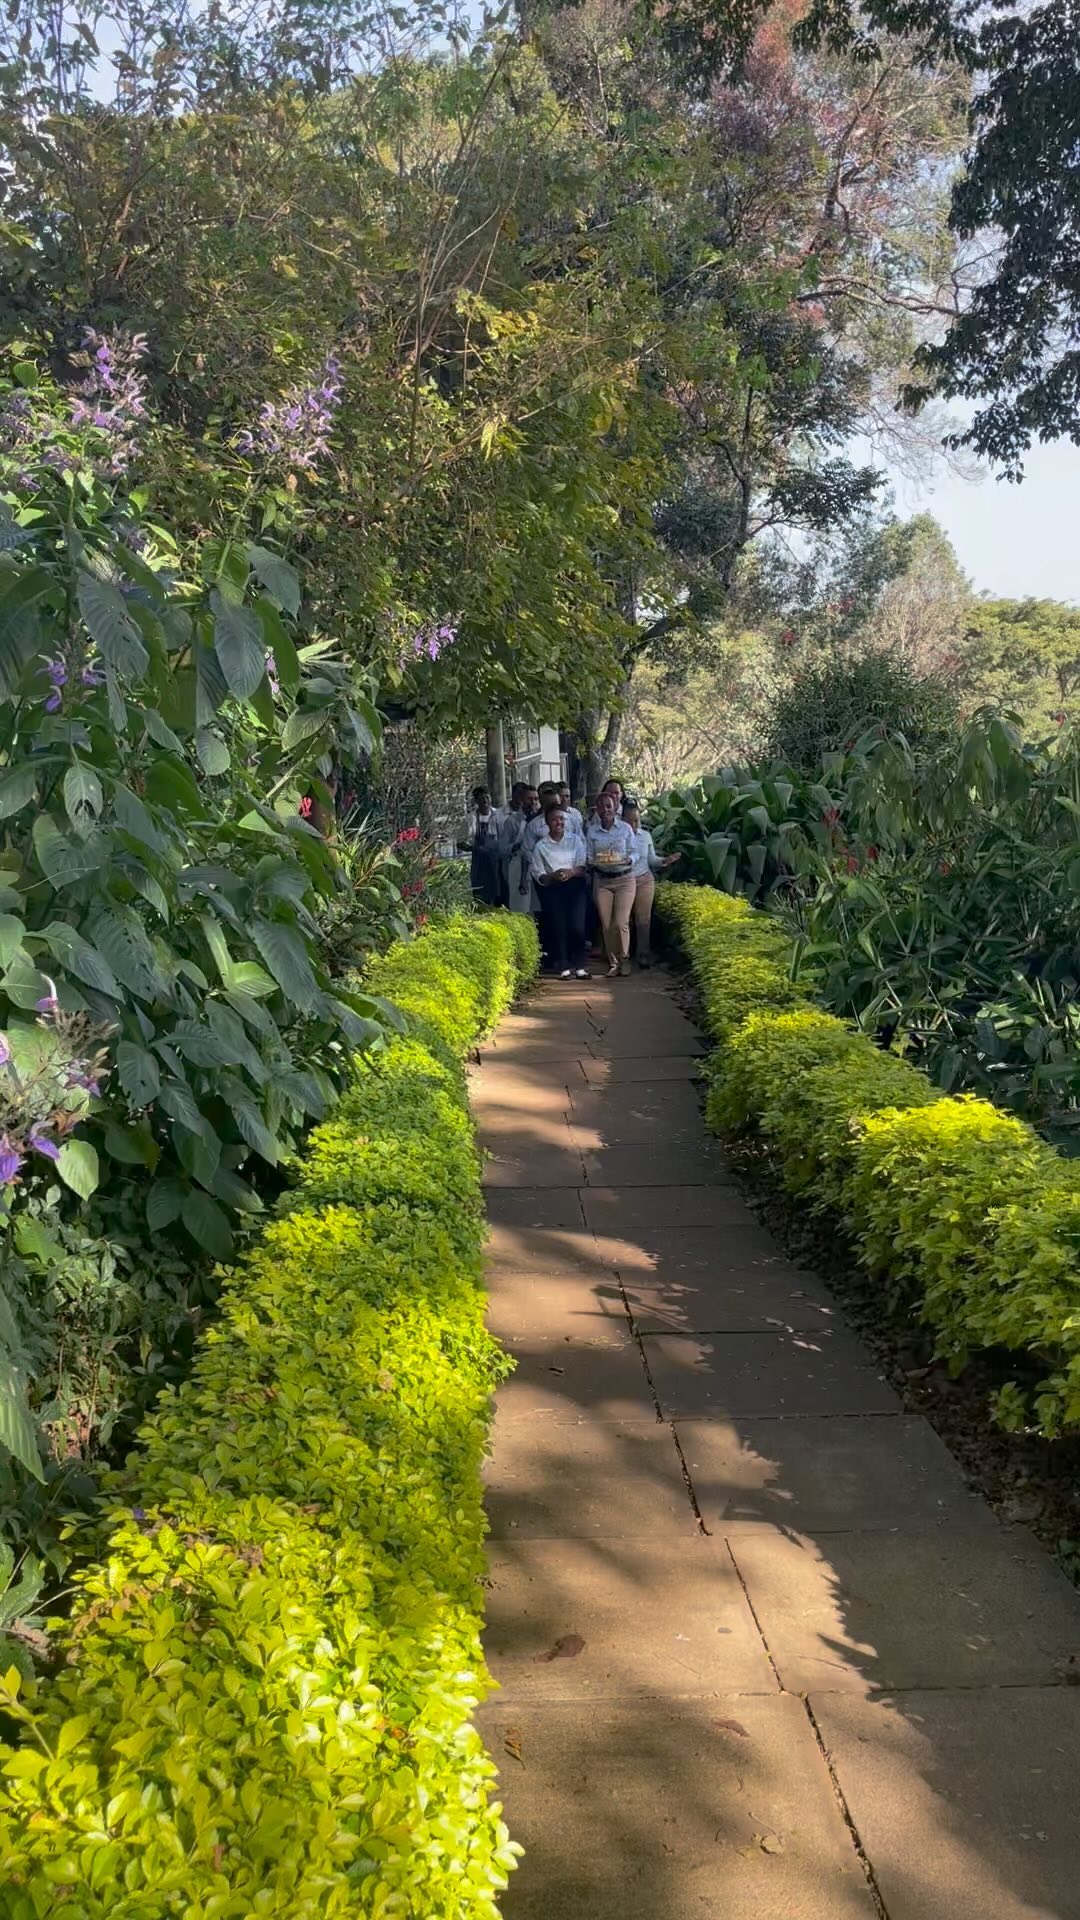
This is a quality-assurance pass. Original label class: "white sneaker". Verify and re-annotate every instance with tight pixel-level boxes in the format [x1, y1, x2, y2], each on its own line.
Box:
[560, 969, 572, 979]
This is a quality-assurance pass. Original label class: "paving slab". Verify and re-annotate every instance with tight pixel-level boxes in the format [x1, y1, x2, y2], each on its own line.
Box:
[485, 1408, 697, 1537]
[472, 1105, 581, 1154]
[581, 1054, 704, 1085]
[678, 1415, 991, 1532]
[485, 1272, 628, 1344]
[477, 1697, 877, 1919]
[586, 1034, 705, 1059]
[564, 1084, 705, 1143]
[485, 1187, 587, 1232]
[482, 1148, 586, 1188]
[494, 1338, 658, 1424]
[582, 1142, 735, 1188]
[484, 1534, 776, 1700]
[811, 1688, 1080, 1920]
[643, 1330, 900, 1418]
[727, 1525, 1080, 1693]
[582, 1184, 762, 1233]
[624, 1263, 838, 1335]
[588, 1220, 802, 1280]
[483, 1223, 614, 1276]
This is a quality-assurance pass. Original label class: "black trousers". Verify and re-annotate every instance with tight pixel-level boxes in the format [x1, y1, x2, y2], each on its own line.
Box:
[539, 875, 587, 971]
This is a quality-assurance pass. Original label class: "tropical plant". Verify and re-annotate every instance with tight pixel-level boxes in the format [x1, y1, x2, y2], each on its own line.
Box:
[779, 716, 1080, 1128]
[650, 761, 839, 902]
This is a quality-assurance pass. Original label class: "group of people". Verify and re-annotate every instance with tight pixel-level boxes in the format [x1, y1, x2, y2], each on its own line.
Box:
[466, 776, 679, 979]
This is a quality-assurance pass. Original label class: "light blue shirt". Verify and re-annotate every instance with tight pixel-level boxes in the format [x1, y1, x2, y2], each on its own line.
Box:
[586, 818, 635, 873]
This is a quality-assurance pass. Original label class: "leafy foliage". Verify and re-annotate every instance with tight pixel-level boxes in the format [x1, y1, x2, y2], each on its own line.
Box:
[0, 910, 538, 1915]
[780, 718, 1080, 1128]
[661, 880, 1080, 1438]
[0, 360, 402, 1519]
[764, 651, 959, 774]
[650, 762, 838, 902]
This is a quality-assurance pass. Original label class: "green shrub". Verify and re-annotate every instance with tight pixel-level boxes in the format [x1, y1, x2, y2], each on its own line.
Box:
[764, 651, 959, 774]
[659, 880, 1080, 1437]
[0, 910, 539, 1916]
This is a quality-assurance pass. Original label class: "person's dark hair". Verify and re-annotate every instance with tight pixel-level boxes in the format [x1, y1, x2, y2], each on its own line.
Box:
[602, 777, 624, 801]
[472, 785, 490, 806]
[509, 780, 526, 806]
[622, 800, 640, 821]
[543, 796, 564, 817]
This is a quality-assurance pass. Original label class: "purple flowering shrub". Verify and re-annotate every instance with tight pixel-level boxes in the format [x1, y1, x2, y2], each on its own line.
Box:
[0, 344, 399, 1524]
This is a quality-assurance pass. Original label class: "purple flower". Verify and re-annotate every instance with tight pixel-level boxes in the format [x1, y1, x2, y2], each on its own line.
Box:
[27, 1124, 59, 1163]
[265, 651, 281, 698]
[237, 353, 342, 471]
[0, 1136, 23, 1184]
[68, 329, 148, 474]
[81, 665, 104, 688]
[65, 1065, 102, 1096]
[401, 619, 457, 667]
[0, 1035, 11, 1067]
[42, 446, 77, 476]
[41, 655, 66, 712]
[35, 993, 58, 1018]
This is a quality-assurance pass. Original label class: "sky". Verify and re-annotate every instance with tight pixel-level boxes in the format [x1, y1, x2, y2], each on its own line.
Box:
[884, 437, 1080, 608]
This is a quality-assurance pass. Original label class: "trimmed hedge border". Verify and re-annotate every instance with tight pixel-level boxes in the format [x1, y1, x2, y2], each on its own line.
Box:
[0, 910, 538, 1919]
[659, 882, 1080, 1439]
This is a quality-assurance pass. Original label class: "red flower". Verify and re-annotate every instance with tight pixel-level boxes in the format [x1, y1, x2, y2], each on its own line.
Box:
[940, 860, 951, 876]
[396, 825, 420, 844]
[845, 853, 858, 874]
[298, 795, 314, 819]
[822, 807, 840, 827]
[866, 845, 879, 862]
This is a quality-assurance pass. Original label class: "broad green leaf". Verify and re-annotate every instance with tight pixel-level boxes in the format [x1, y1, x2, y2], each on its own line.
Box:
[144, 756, 207, 820]
[173, 1120, 220, 1190]
[200, 914, 232, 985]
[146, 1178, 184, 1232]
[88, 908, 160, 1000]
[143, 707, 184, 755]
[63, 763, 104, 837]
[255, 597, 300, 693]
[57, 1138, 99, 1199]
[0, 1367, 43, 1482]
[112, 784, 167, 854]
[181, 1189, 233, 1260]
[195, 729, 230, 776]
[0, 763, 38, 820]
[226, 965, 278, 1002]
[0, 915, 23, 970]
[225, 1083, 279, 1164]
[117, 1040, 161, 1106]
[170, 1019, 236, 1069]
[76, 572, 148, 681]
[251, 918, 319, 1011]
[247, 545, 300, 616]
[2, 953, 53, 1011]
[104, 1122, 158, 1169]
[194, 635, 229, 726]
[32, 815, 105, 888]
[40, 924, 121, 999]
[212, 592, 265, 702]
[280, 705, 329, 753]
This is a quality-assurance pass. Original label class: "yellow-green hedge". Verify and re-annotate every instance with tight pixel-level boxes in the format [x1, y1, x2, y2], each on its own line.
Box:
[0, 909, 538, 1918]
[659, 882, 1080, 1438]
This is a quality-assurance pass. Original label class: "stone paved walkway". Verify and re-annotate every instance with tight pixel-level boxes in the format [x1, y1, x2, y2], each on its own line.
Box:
[472, 970, 1080, 1920]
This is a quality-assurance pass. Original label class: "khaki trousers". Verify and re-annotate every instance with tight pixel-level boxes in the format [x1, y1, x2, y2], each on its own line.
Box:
[593, 872, 635, 962]
[633, 871, 656, 958]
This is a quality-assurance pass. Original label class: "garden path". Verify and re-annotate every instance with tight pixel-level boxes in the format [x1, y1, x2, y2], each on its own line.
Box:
[472, 968, 1080, 1920]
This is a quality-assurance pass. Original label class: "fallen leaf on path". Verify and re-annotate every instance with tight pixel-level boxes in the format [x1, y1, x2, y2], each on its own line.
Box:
[755, 1833, 784, 1855]
[534, 1632, 585, 1663]
[503, 1728, 525, 1765]
[715, 1717, 749, 1738]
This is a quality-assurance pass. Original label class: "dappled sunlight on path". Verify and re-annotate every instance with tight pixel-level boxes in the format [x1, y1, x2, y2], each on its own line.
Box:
[473, 971, 1080, 1919]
